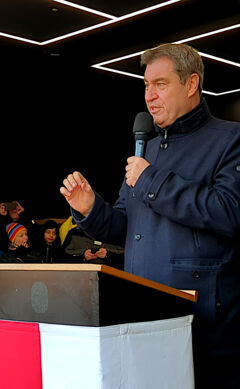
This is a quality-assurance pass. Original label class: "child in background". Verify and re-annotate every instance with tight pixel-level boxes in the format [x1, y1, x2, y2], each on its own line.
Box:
[0, 222, 42, 263]
[35, 220, 66, 263]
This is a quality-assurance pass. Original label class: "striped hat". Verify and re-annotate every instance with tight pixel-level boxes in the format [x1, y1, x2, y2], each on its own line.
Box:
[6, 223, 27, 243]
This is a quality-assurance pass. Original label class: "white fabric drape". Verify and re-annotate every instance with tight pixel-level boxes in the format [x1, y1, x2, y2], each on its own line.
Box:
[40, 315, 194, 389]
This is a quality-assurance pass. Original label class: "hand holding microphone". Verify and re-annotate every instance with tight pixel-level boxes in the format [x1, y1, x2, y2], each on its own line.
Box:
[125, 156, 150, 187]
[125, 112, 154, 187]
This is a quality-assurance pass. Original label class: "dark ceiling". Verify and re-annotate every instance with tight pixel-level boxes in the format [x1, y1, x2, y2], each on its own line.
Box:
[0, 0, 239, 218]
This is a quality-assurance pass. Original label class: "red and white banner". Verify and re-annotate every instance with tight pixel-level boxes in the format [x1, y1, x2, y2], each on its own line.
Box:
[0, 320, 42, 389]
[0, 316, 194, 389]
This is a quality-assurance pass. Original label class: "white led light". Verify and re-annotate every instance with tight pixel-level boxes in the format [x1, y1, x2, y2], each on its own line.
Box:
[53, 0, 180, 22]
[202, 90, 218, 96]
[111, 0, 181, 21]
[39, 20, 116, 45]
[93, 24, 240, 68]
[92, 24, 240, 96]
[175, 24, 240, 44]
[199, 52, 240, 68]
[94, 64, 144, 79]
[0, 32, 41, 45]
[93, 50, 145, 67]
[209, 89, 240, 96]
[42, 0, 181, 45]
[0, 2, 238, 96]
[0, 0, 181, 46]
[93, 65, 240, 96]
[93, 48, 240, 70]
[53, 0, 117, 20]
[94, 65, 240, 95]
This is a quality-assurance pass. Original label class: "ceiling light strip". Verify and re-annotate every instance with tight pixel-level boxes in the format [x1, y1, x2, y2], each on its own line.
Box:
[214, 89, 240, 96]
[0, 32, 40, 45]
[0, 1, 181, 46]
[114, 0, 181, 20]
[96, 63, 216, 92]
[202, 89, 240, 96]
[199, 52, 240, 68]
[53, 0, 117, 20]
[92, 24, 240, 68]
[93, 49, 240, 70]
[53, 0, 181, 21]
[92, 23, 240, 96]
[93, 51, 145, 67]
[175, 24, 240, 44]
[40, 20, 116, 45]
[94, 65, 144, 79]
[41, 0, 181, 45]
[95, 64, 240, 96]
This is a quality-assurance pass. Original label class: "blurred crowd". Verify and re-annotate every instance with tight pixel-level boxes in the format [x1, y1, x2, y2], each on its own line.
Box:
[0, 200, 124, 269]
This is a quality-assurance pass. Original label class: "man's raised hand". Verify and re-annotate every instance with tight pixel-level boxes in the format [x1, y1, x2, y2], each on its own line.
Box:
[60, 171, 95, 217]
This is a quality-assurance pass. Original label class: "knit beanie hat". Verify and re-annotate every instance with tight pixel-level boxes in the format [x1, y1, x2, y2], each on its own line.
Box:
[6, 223, 27, 243]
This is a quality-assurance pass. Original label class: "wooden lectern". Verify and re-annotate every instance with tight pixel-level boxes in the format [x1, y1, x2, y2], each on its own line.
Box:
[0, 264, 197, 326]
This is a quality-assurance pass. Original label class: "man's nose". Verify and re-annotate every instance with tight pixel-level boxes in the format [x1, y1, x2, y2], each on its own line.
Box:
[145, 86, 158, 101]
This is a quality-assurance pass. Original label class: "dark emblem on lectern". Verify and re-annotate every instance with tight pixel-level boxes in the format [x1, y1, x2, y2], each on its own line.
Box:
[31, 282, 48, 313]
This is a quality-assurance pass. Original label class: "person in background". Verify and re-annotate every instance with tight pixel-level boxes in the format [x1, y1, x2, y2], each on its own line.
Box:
[0, 202, 7, 218]
[0, 222, 42, 263]
[84, 243, 107, 262]
[60, 43, 240, 388]
[35, 220, 65, 263]
[7, 200, 33, 228]
[2, 200, 35, 240]
[60, 216, 124, 268]
[7, 201, 24, 222]
[0, 202, 8, 251]
[59, 215, 77, 246]
[60, 216, 107, 262]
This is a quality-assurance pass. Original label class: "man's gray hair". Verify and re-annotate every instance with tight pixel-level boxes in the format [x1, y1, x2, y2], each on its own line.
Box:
[141, 43, 204, 94]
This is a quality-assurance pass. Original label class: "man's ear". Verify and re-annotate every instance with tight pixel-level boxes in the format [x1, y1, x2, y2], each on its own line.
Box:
[187, 73, 200, 97]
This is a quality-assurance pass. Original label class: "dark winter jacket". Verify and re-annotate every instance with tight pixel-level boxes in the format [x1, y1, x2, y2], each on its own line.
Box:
[72, 99, 240, 357]
[0, 245, 42, 263]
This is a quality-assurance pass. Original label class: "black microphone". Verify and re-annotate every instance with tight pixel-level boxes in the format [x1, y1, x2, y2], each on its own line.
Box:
[133, 112, 154, 157]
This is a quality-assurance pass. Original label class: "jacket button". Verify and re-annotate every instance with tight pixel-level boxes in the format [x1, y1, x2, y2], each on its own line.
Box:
[236, 165, 240, 172]
[160, 142, 168, 149]
[148, 192, 155, 199]
[192, 271, 200, 279]
[134, 234, 141, 241]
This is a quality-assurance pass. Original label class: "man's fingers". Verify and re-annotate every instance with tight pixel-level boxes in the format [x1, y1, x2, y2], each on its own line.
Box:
[66, 174, 78, 189]
[59, 186, 71, 197]
[73, 171, 85, 185]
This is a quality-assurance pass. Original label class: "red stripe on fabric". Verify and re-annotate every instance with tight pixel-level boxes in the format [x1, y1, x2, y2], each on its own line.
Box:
[10, 226, 25, 241]
[0, 320, 43, 389]
[6, 223, 18, 235]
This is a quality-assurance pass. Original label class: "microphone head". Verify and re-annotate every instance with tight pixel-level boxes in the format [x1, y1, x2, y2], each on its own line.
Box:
[133, 112, 154, 141]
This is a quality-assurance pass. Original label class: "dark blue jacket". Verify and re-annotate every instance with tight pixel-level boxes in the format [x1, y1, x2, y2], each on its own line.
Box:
[73, 99, 240, 354]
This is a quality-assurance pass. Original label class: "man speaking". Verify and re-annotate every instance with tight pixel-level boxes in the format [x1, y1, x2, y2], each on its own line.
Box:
[60, 43, 240, 388]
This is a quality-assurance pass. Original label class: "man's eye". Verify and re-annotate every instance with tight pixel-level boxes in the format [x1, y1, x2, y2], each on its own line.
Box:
[157, 83, 165, 87]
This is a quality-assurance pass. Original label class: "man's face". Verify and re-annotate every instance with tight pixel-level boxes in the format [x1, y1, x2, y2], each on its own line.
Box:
[144, 57, 194, 128]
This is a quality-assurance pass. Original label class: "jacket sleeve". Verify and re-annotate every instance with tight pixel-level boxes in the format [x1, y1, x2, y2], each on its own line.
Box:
[71, 188, 128, 246]
[133, 130, 240, 237]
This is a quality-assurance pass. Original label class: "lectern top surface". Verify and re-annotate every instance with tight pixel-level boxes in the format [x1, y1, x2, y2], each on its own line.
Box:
[0, 263, 197, 302]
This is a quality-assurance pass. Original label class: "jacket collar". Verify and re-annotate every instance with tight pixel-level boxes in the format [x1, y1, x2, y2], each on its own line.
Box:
[154, 97, 211, 137]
